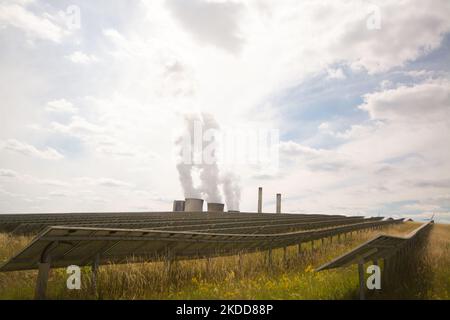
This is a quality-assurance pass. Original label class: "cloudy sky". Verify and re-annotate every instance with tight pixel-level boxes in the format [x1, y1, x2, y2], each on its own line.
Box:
[0, 0, 449, 222]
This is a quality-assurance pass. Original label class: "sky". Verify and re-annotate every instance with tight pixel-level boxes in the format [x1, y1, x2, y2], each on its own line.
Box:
[0, 0, 449, 222]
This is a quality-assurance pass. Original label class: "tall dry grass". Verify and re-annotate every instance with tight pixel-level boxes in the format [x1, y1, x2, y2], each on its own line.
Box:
[421, 224, 450, 299]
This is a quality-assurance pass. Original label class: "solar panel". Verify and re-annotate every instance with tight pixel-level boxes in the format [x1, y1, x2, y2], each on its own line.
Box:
[3, 213, 364, 235]
[316, 221, 433, 271]
[0, 218, 402, 272]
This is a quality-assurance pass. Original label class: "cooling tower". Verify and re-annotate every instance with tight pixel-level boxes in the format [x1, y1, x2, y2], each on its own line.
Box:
[207, 202, 224, 212]
[173, 200, 185, 212]
[184, 198, 204, 212]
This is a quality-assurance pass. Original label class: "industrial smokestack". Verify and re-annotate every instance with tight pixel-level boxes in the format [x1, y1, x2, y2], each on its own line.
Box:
[207, 202, 224, 212]
[185, 198, 204, 212]
[173, 200, 185, 212]
[258, 187, 262, 213]
[276, 193, 281, 214]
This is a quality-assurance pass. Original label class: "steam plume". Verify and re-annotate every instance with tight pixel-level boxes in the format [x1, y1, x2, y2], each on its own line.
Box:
[175, 113, 201, 198]
[222, 172, 241, 211]
[198, 113, 222, 203]
[175, 113, 241, 210]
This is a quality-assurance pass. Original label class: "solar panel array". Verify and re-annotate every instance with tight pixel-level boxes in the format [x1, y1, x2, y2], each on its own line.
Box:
[0, 214, 402, 271]
[0, 212, 376, 235]
[316, 221, 433, 271]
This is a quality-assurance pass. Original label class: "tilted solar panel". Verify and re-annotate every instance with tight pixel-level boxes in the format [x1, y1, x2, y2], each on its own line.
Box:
[0, 218, 402, 272]
[316, 221, 433, 271]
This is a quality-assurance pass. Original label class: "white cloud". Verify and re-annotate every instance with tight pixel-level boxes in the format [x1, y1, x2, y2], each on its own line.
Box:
[403, 203, 441, 212]
[360, 78, 450, 123]
[165, 0, 244, 53]
[1, 139, 64, 160]
[45, 99, 77, 113]
[65, 51, 98, 64]
[50, 116, 103, 137]
[27, 177, 70, 187]
[76, 177, 134, 188]
[279, 141, 325, 157]
[380, 79, 394, 90]
[405, 69, 436, 79]
[327, 68, 346, 80]
[332, 1, 450, 73]
[0, 2, 68, 42]
[0, 186, 22, 198]
[0, 168, 69, 187]
[48, 190, 71, 198]
[97, 178, 132, 188]
[0, 168, 17, 177]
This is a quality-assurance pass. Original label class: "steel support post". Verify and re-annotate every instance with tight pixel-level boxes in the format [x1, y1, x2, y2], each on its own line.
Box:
[91, 253, 100, 297]
[34, 241, 58, 300]
[358, 261, 366, 300]
[35, 262, 51, 300]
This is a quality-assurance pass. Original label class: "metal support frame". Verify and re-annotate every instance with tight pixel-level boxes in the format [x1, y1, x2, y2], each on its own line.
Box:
[91, 253, 100, 297]
[358, 260, 365, 300]
[383, 258, 390, 289]
[34, 241, 59, 300]
[165, 247, 174, 278]
[35, 262, 51, 300]
[267, 247, 273, 269]
[238, 253, 243, 276]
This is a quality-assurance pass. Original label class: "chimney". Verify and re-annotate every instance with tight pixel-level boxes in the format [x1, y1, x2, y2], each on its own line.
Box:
[258, 187, 263, 213]
[276, 193, 281, 214]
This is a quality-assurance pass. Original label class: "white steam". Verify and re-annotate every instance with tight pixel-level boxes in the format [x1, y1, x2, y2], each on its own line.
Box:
[175, 113, 201, 199]
[221, 172, 241, 211]
[198, 113, 222, 203]
[175, 113, 241, 210]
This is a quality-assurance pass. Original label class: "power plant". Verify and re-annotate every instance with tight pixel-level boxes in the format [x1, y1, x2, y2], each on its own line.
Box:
[173, 186, 282, 213]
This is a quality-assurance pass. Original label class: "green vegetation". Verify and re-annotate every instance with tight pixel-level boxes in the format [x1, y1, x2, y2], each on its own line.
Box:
[0, 222, 448, 300]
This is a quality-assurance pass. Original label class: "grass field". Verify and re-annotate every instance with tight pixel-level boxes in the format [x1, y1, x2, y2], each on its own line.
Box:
[0, 222, 448, 300]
